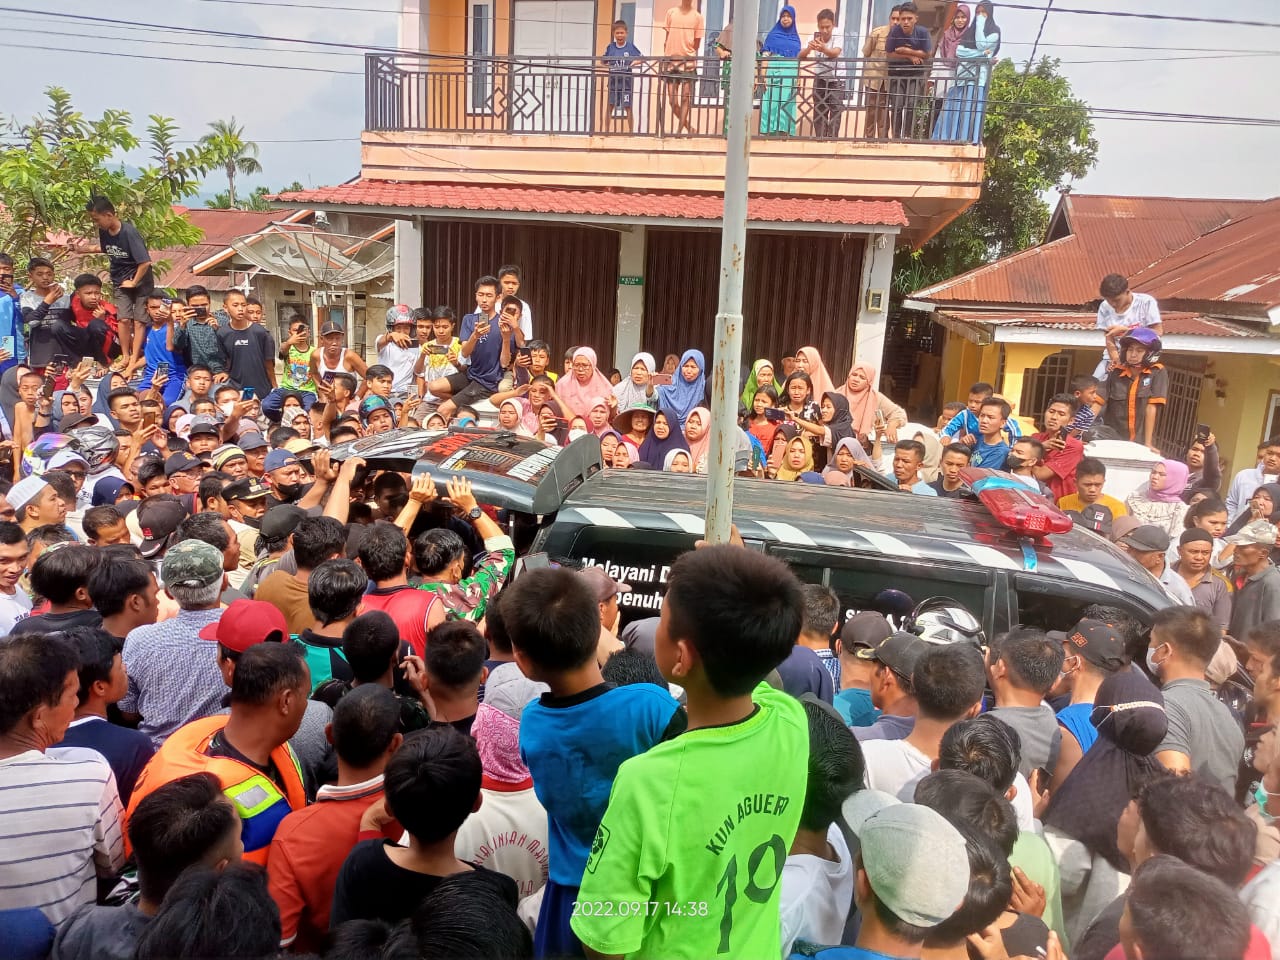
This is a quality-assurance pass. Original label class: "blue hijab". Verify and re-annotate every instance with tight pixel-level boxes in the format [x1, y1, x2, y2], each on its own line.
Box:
[639, 407, 691, 468]
[657, 349, 707, 427]
[93, 374, 124, 430]
[763, 5, 802, 57]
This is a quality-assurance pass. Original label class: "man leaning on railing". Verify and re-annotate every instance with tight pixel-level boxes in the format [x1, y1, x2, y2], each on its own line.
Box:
[802, 8, 844, 138]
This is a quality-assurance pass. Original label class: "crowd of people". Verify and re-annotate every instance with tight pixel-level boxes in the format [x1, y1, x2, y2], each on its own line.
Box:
[1, 238, 1280, 960]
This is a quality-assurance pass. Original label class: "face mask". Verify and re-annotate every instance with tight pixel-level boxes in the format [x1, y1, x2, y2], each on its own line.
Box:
[274, 482, 304, 501]
[219, 402, 236, 417]
[1004, 455, 1025, 470]
[1145, 646, 1164, 678]
[568, 429, 588, 442]
[241, 514, 261, 530]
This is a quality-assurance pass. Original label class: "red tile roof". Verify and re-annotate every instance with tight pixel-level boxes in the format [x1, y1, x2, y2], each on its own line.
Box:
[156, 208, 298, 291]
[271, 180, 909, 228]
[939, 310, 1265, 339]
[913, 194, 1262, 308]
[1127, 197, 1280, 314]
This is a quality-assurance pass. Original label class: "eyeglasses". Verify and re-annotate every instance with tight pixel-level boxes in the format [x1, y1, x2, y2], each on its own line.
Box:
[63, 470, 87, 480]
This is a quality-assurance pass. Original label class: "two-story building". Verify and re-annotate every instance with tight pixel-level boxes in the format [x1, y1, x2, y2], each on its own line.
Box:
[276, 0, 983, 377]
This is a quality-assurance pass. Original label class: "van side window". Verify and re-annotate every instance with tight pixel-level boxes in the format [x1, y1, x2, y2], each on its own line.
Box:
[771, 548, 992, 632]
[1012, 574, 1154, 636]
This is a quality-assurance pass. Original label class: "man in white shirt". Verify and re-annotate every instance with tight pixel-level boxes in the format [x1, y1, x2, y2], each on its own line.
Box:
[861, 643, 986, 800]
[375, 305, 421, 397]
[1114, 521, 1196, 607]
[1093, 273, 1162, 379]
[1226, 435, 1280, 523]
[0, 520, 32, 633]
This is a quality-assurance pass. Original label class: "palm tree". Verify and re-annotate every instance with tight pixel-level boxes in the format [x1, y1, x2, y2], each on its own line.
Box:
[199, 118, 263, 209]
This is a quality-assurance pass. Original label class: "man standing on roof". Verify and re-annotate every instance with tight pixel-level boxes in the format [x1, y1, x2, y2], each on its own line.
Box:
[73, 197, 153, 365]
[1093, 273, 1162, 379]
[1100, 327, 1168, 452]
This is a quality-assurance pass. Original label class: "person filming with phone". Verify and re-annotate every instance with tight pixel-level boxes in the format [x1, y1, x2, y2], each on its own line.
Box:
[425, 275, 507, 420]
[1030, 393, 1086, 501]
[137, 293, 189, 406]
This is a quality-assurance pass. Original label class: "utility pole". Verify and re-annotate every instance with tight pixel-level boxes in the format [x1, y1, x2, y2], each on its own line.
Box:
[704, 2, 760, 544]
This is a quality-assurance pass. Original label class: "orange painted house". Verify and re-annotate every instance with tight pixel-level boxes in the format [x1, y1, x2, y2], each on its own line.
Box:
[278, 0, 983, 375]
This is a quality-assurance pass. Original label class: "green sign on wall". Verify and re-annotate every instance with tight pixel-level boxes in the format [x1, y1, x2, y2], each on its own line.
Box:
[619, 276, 644, 286]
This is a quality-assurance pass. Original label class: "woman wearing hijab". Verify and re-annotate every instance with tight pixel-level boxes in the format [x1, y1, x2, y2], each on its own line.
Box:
[497, 397, 538, 436]
[92, 372, 128, 430]
[558, 347, 616, 420]
[1043, 670, 1167, 946]
[1226, 483, 1280, 563]
[740, 358, 776, 409]
[599, 429, 623, 465]
[793, 391, 856, 470]
[657, 349, 707, 428]
[1125, 459, 1190, 537]
[822, 435, 874, 485]
[639, 408, 689, 469]
[535, 399, 570, 448]
[934, 0, 1001, 143]
[683, 407, 712, 474]
[839, 361, 907, 444]
[793, 346, 837, 399]
[663, 449, 693, 474]
[931, 3, 969, 119]
[913, 428, 943, 483]
[760, 5, 802, 136]
[585, 398, 613, 437]
[774, 432, 815, 482]
[611, 352, 658, 411]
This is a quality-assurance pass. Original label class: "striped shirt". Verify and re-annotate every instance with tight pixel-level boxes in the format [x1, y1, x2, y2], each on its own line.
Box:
[0, 747, 126, 925]
[120, 608, 228, 748]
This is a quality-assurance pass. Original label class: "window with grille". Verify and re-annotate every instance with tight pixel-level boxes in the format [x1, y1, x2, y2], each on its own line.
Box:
[468, 1, 494, 114]
[1019, 351, 1074, 423]
[1154, 355, 1205, 457]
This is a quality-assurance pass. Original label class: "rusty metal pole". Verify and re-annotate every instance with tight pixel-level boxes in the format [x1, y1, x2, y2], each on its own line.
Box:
[704, 3, 759, 544]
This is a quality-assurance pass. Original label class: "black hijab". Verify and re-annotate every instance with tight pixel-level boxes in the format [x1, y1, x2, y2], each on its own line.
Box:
[1042, 669, 1168, 872]
[961, 1, 1001, 54]
[821, 392, 856, 451]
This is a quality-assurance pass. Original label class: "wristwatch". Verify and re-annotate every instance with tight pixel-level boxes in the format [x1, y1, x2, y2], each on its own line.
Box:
[467, 506, 483, 522]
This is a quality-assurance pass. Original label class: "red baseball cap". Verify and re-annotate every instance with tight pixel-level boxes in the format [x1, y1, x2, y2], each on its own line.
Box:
[199, 599, 289, 653]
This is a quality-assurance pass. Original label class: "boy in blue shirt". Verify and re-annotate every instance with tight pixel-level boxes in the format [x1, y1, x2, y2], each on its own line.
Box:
[504, 567, 682, 958]
[940, 380, 1021, 445]
[139, 293, 189, 406]
[971, 396, 1013, 469]
[603, 20, 643, 132]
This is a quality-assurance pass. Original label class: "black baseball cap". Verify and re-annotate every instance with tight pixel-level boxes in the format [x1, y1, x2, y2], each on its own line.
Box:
[856, 632, 927, 680]
[137, 495, 190, 559]
[1048, 619, 1128, 672]
[164, 452, 204, 477]
[222, 477, 269, 502]
[260, 504, 306, 540]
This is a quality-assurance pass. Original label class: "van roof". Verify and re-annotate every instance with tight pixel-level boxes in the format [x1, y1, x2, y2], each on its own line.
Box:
[559, 470, 1168, 604]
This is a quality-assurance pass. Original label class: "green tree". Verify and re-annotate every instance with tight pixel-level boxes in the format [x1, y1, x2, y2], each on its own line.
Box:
[0, 87, 215, 268]
[205, 181, 304, 212]
[895, 58, 1099, 293]
[200, 118, 263, 209]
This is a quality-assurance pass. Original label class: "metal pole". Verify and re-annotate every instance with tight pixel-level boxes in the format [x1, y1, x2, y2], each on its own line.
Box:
[704, 3, 760, 544]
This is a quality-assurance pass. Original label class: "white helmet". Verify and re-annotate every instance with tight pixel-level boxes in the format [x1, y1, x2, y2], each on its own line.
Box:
[905, 597, 986, 647]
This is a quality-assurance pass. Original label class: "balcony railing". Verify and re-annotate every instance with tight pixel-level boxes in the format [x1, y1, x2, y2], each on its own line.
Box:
[365, 52, 991, 144]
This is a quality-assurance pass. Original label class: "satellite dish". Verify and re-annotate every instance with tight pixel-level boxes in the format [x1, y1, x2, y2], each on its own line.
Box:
[230, 225, 393, 287]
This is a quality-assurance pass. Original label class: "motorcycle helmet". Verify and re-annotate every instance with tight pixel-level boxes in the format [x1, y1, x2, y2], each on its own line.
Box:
[21, 433, 78, 478]
[385, 304, 414, 331]
[904, 596, 986, 647]
[1117, 326, 1161, 365]
[69, 425, 121, 472]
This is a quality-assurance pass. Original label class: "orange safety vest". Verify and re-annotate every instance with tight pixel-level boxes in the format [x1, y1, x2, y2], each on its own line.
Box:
[125, 715, 307, 865]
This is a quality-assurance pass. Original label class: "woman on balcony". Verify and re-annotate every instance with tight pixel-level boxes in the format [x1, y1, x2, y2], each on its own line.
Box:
[932, 0, 1001, 144]
[760, 6, 802, 136]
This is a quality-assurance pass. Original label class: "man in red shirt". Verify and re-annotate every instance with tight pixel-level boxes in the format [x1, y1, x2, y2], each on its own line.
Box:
[1032, 393, 1086, 501]
[266, 685, 403, 952]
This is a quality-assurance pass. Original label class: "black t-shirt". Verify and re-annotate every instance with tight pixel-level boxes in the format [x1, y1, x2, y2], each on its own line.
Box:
[928, 479, 968, 499]
[217, 322, 276, 397]
[99, 221, 154, 293]
[330, 839, 517, 928]
[10, 608, 104, 635]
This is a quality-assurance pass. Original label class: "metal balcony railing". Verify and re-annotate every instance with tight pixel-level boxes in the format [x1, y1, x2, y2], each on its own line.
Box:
[365, 52, 992, 144]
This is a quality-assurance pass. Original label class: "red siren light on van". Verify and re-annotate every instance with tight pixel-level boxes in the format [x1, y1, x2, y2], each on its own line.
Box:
[960, 467, 1074, 540]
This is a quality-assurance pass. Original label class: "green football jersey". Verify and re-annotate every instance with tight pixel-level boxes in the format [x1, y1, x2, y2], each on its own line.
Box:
[571, 683, 808, 959]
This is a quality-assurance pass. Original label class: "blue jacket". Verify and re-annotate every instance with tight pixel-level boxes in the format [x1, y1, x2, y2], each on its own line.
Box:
[0, 290, 26, 374]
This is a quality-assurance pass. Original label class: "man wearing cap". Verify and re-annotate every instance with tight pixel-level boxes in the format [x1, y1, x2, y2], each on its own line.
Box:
[1100, 326, 1168, 450]
[212, 445, 249, 479]
[119, 540, 230, 747]
[823, 789, 971, 960]
[224, 476, 269, 572]
[578, 565, 631, 667]
[136, 493, 190, 563]
[308, 320, 368, 395]
[853, 632, 926, 742]
[239, 431, 269, 479]
[861, 644, 987, 801]
[164, 451, 204, 499]
[833, 612, 892, 728]
[10, 475, 67, 534]
[187, 417, 222, 459]
[126, 631, 309, 867]
[263, 449, 309, 508]
[1171, 528, 1233, 633]
[1112, 518, 1195, 606]
[1047, 618, 1129, 781]
[49, 447, 91, 539]
[245, 504, 307, 596]
[1227, 519, 1280, 640]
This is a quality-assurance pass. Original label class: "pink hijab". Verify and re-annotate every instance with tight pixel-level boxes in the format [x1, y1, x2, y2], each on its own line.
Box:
[840, 362, 880, 438]
[1147, 458, 1190, 504]
[559, 347, 615, 419]
[684, 406, 712, 471]
[796, 346, 837, 399]
[588, 398, 613, 436]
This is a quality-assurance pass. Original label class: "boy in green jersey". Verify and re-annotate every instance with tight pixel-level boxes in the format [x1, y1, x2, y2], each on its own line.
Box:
[572, 544, 809, 959]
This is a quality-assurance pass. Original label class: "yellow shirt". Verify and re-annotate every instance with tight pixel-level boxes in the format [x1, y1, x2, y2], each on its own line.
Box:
[1057, 493, 1128, 517]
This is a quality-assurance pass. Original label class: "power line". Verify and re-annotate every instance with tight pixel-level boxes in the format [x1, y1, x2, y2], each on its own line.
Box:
[0, 39, 360, 74]
[189, 0, 400, 11]
[993, 4, 1280, 28]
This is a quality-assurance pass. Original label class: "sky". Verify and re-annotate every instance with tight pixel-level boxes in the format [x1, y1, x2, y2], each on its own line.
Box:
[3, 0, 1278, 204]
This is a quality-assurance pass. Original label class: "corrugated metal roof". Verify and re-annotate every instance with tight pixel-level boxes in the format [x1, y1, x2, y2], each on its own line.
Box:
[913, 194, 1262, 308]
[938, 310, 1266, 338]
[271, 180, 909, 228]
[1127, 197, 1280, 314]
[156, 208, 294, 291]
